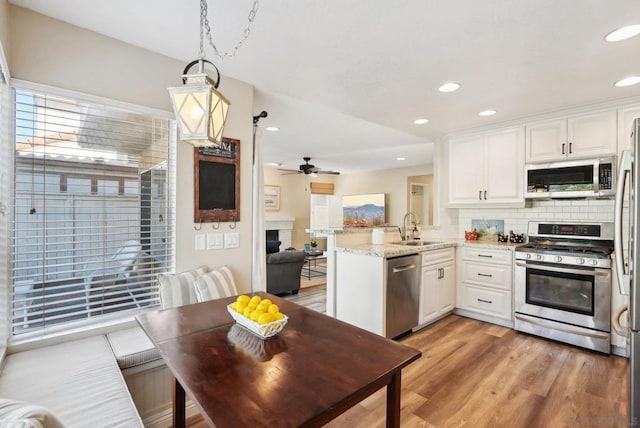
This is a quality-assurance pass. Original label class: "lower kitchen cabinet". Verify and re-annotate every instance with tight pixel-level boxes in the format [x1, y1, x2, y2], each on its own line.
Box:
[456, 246, 513, 327]
[419, 248, 455, 326]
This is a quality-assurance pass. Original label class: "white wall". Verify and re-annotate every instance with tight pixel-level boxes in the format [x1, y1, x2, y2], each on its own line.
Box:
[0, 0, 9, 66]
[332, 164, 433, 228]
[8, 6, 255, 291]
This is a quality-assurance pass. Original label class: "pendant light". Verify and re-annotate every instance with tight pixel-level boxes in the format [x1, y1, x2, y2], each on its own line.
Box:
[168, 59, 229, 148]
[168, 0, 259, 148]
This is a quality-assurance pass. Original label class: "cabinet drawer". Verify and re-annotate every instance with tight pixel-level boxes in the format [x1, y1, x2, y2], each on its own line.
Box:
[461, 247, 512, 265]
[463, 285, 512, 319]
[421, 248, 454, 266]
[462, 261, 512, 290]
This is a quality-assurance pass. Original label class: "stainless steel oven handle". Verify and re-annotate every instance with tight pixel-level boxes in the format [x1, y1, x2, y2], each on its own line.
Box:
[515, 261, 609, 277]
[614, 150, 632, 295]
[514, 313, 610, 340]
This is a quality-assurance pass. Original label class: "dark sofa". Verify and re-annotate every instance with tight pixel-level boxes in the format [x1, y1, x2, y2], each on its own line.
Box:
[266, 250, 306, 295]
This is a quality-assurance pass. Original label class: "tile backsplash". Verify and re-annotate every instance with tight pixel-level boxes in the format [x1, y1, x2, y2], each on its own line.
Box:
[457, 199, 615, 239]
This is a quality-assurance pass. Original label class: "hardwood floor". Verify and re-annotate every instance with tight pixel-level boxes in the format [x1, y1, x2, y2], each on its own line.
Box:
[326, 315, 629, 428]
[189, 287, 629, 427]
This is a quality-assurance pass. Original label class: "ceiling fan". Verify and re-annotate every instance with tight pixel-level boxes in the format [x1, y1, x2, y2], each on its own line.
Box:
[279, 157, 340, 175]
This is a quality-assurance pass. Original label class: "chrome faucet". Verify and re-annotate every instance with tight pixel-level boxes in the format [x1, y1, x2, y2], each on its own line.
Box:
[401, 212, 420, 240]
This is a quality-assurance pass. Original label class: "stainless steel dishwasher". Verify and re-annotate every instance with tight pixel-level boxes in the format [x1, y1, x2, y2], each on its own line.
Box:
[386, 254, 420, 339]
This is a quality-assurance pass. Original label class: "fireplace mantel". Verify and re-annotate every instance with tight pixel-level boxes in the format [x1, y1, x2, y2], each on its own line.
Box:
[265, 217, 295, 250]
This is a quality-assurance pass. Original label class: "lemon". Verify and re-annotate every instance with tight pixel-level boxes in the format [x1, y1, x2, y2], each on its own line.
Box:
[257, 301, 269, 312]
[267, 304, 279, 315]
[230, 302, 237, 311]
[249, 295, 262, 306]
[235, 302, 246, 314]
[257, 312, 274, 325]
[243, 307, 252, 318]
[250, 309, 264, 322]
[272, 312, 284, 321]
[236, 295, 250, 305]
[261, 299, 273, 307]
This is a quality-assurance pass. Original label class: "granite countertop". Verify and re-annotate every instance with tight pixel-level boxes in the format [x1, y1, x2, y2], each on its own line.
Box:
[334, 238, 525, 258]
[335, 240, 457, 258]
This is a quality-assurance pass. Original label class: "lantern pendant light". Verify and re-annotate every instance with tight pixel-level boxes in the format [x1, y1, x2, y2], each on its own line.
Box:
[168, 58, 229, 148]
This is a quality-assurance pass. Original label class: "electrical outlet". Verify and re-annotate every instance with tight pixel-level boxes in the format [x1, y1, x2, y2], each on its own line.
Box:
[195, 234, 205, 251]
[207, 233, 224, 250]
[224, 232, 239, 249]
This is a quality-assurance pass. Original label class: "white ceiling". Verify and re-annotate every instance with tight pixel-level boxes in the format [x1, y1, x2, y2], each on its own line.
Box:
[9, 0, 640, 174]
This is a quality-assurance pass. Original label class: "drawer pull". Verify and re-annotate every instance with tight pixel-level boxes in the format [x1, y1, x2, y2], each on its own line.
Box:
[477, 298, 493, 304]
[477, 273, 493, 278]
[477, 254, 493, 258]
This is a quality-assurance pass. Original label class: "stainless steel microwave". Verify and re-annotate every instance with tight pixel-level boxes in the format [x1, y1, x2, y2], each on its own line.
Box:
[524, 157, 616, 199]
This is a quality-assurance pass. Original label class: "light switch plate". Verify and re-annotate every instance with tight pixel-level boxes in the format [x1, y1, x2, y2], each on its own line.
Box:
[207, 233, 224, 250]
[195, 234, 206, 251]
[224, 232, 239, 249]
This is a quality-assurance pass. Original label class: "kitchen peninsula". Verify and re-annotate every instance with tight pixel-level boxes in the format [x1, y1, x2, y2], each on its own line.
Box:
[316, 226, 457, 338]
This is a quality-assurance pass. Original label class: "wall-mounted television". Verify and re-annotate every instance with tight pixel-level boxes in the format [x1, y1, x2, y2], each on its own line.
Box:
[342, 193, 386, 227]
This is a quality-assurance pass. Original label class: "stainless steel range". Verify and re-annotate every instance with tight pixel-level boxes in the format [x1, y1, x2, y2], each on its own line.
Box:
[514, 221, 614, 353]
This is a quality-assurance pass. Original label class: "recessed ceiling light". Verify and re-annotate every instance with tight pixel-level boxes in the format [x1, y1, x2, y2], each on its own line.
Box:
[479, 110, 497, 117]
[605, 25, 640, 42]
[266, 162, 282, 167]
[413, 118, 429, 125]
[438, 82, 460, 93]
[265, 126, 279, 131]
[396, 157, 406, 161]
[615, 76, 640, 87]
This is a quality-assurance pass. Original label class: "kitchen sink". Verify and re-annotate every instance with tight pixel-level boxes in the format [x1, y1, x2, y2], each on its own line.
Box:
[392, 240, 442, 246]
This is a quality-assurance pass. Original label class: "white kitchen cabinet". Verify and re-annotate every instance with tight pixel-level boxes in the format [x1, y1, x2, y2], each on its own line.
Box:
[617, 104, 640, 153]
[448, 126, 524, 207]
[525, 110, 616, 163]
[455, 246, 513, 327]
[419, 248, 455, 326]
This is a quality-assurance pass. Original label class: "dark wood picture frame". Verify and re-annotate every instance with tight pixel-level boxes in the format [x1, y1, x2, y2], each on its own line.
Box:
[194, 137, 240, 223]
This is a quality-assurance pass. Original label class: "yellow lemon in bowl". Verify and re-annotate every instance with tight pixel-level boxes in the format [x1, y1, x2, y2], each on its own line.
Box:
[250, 309, 264, 322]
[257, 312, 274, 325]
[272, 312, 284, 321]
[267, 304, 279, 315]
[236, 295, 250, 305]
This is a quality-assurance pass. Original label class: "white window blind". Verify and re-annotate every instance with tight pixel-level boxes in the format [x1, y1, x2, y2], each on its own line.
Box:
[12, 87, 175, 336]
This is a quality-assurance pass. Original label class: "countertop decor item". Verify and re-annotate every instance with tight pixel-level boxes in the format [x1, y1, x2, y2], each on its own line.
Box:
[464, 229, 479, 241]
[497, 233, 509, 243]
[470, 219, 504, 240]
[509, 230, 526, 243]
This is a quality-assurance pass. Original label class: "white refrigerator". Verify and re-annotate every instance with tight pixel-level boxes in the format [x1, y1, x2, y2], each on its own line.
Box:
[614, 117, 640, 425]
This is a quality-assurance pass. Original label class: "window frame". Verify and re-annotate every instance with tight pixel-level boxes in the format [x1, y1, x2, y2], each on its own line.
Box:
[8, 79, 177, 343]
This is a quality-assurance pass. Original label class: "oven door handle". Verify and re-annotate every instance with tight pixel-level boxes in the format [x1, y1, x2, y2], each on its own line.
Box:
[515, 261, 609, 277]
[514, 313, 611, 340]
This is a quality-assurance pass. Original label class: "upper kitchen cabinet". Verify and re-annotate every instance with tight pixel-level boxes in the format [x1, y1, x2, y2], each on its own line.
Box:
[448, 126, 525, 207]
[525, 110, 617, 163]
[617, 104, 640, 153]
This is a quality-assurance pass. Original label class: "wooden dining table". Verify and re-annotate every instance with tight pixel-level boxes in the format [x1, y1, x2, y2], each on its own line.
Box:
[136, 292, 421, 428]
